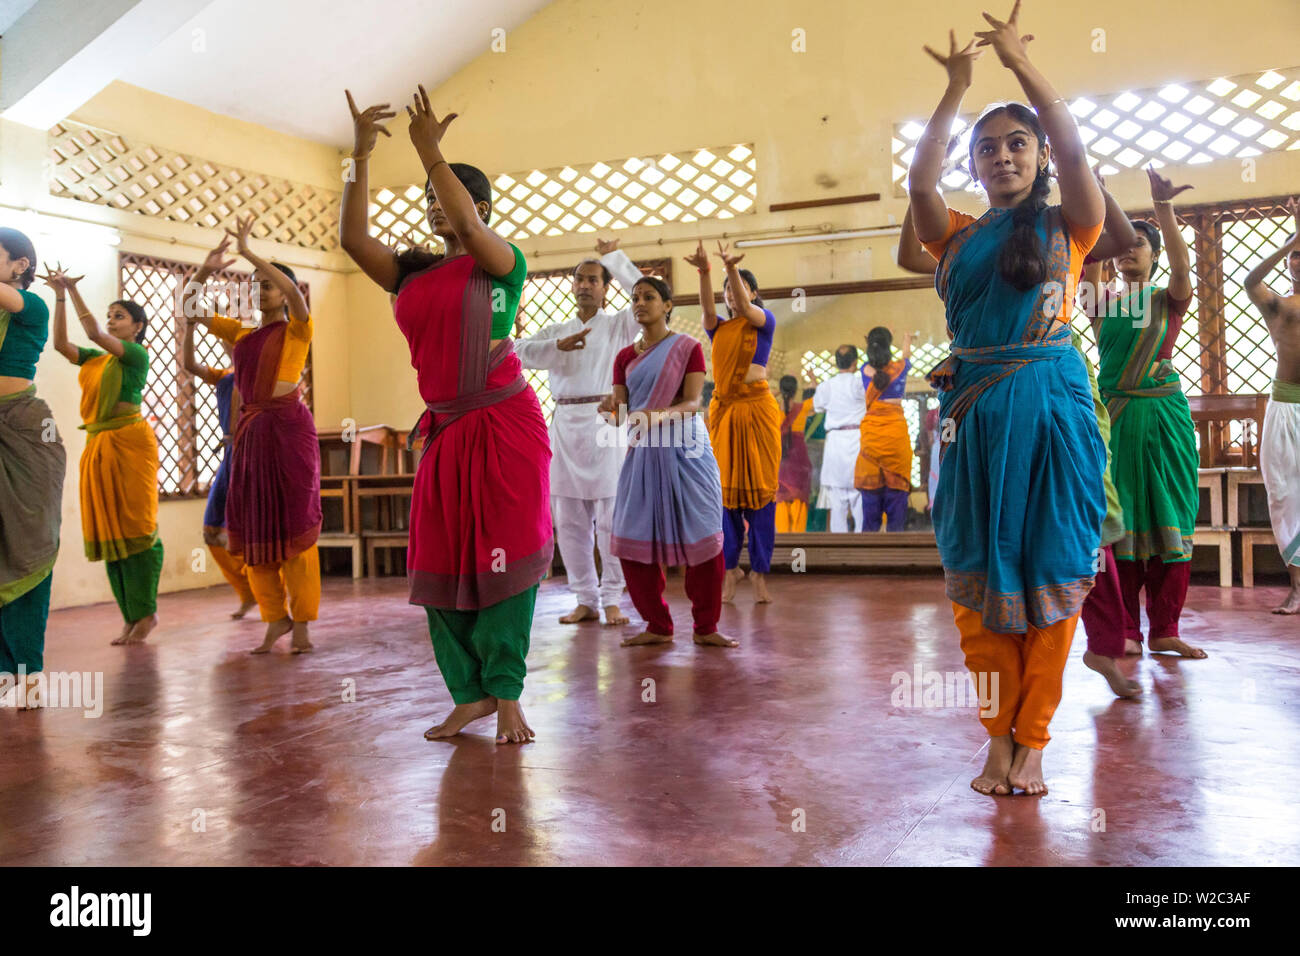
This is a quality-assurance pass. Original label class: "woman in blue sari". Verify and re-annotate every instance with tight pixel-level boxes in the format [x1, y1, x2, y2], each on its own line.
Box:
[910, 2, 1107, 796]
[600, 276, 734, 648]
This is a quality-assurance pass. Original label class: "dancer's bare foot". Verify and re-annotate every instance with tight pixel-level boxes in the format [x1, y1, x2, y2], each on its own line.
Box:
[1149, 636, 1207, 659]
[971, 734, 1014, 796]
[231, 599, 257, 620]
[721, 566, 743, 603]
[1124, 638, 1143, 656]
[621, 630, 673, 646]
[251, 617, 292, 654]
[559, 604, 599, 624]
[495, 698, 536, 745]
[424, 697, 497, 740]
[692, 631, 739, 648]
[119, 614, 157, 644]
[603, 604, 629, 626]
[110, 621, 132, 645]
[753, 573, 772, 604]
[1272, 585, 1300, 614]
[1009, 743, 1048, 795]
[290, 621, 314, 654]
[1083, 650, 1143, 698]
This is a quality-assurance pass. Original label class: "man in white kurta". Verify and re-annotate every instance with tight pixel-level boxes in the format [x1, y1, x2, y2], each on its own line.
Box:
[813, 345, 869, 533]
[515, 239, 644, 625]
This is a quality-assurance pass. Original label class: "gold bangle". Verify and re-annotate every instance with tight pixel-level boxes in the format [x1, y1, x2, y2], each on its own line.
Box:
[1042, 96, 1066, 109]
[425, 159, 448, 179]
[1153, 199, 1173, 206]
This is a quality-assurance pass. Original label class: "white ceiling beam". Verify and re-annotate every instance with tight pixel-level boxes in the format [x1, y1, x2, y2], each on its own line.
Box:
[1, 0, 214, 129]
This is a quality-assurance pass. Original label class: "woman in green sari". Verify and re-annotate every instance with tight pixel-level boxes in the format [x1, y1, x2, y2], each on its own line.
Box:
[1084, 166, 1206, 660]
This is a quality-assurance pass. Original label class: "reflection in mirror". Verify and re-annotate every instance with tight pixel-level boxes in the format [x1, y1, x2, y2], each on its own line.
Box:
[703, 292, 947, 535]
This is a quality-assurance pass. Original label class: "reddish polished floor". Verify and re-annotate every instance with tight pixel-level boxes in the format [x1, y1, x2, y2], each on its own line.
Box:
[3, 571, 1299, 866]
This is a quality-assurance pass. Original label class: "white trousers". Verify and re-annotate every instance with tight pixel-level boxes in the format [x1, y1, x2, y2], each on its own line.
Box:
[552, 495, 625, 608]
[822, 485, 863, 533]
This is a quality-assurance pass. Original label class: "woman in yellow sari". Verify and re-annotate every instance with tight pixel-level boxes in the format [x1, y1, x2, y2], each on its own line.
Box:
[855, 327, 916, 531]
[48, 266, 163, 645]
[687, 241, 782, 604]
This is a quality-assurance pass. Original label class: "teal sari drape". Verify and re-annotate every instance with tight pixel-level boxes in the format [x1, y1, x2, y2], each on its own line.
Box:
[929, 206, 1106, 633]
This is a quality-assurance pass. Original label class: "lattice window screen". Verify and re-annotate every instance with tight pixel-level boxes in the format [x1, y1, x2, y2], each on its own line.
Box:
[891, 66, 1300, 196]
[50, 121, 341, 252]
[370, 144, 757, 246]
[120, 253, 312, 499]
[517, 259, 671, 422]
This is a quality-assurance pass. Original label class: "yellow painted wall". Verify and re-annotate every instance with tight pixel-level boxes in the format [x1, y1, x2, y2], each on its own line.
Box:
[1, 85, 359, 610]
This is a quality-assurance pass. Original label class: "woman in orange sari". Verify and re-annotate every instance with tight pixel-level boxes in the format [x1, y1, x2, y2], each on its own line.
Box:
[688, 241, 782, 604]
[48, 266, 163, 645]
[855, 327, 916, 531]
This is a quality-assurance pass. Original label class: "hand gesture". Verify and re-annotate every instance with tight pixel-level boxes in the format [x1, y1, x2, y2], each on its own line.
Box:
[714, 241, 744, 270]
[345, 90, 395, 159]
[38, 263, 65, 292]
[973, 1, 1035, 69]
[595, 237, 620, 256]
[406, 84, 457, 154]
[597, 393, 617, 418]
[683, 240, 710, 272]
[224, 214, 256, 255]
[557, 328, 591, 352]
[923, 30, 983, 88]
[1146, 165, 1192, 203]
[202, 235, 237, 275]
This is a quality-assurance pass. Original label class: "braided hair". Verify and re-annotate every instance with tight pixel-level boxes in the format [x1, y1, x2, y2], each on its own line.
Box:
[866, 326, 893, 390]
[969, 103, 1053, 292]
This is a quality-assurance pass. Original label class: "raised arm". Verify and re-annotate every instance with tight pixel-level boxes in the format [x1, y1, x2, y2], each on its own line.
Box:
[182, 237, 238, 331]
[910, 31, 981, 242]
[684, 240, 717, 331]
[898, 206, 938, 276]
[901, 330, 917, 362]
[976, 1, 1103, 230]
[1087, 168, 1139, 261]
[63, 273, 125, 358]
[716, 242, 766, 327]
[595, 237, 644, 295]
[1244, 210, 1298, 329]
[38, 265, 81, 364]
[1147, 166, 1193, 301]
[181, 316, 208, 378]
[227, 215, 310, 324]
[340, 90, 401, 293]
[407, 86, 515, 278]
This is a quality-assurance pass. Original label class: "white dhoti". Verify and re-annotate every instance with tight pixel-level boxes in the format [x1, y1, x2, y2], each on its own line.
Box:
[552, 494, 624, 609]
[514, 248, 644, 611]
[1261, 397, 1300, 566]
[818, 427, 863, 531]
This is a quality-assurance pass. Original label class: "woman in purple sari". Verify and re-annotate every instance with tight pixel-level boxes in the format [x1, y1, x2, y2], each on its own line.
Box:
[600, 277, 734, 648]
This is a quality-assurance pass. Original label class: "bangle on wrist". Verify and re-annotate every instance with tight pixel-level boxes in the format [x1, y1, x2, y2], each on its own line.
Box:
[425, 159, 448, 179]
[1153, 199, 1173, 206]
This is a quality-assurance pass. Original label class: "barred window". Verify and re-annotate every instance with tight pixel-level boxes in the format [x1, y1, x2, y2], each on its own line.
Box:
[370, 144, 758, 247]
[119, 252, 312, 499]
[891, 66, 1300, 195]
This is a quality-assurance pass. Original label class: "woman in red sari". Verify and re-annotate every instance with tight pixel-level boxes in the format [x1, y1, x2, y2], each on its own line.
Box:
[189, 220, 321, 655]
[340, 87, 551, 745]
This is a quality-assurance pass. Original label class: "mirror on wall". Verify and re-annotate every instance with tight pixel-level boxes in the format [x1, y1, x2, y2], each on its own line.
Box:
[703, 289, 948, 536]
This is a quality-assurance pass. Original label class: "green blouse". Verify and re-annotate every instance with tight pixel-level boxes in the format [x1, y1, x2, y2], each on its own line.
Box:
[77, 341, 150, 405]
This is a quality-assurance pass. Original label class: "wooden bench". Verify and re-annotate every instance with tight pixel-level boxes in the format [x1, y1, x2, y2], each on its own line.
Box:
[318, 476, 362, 578]
[1187, 393, 1268, 467]
[1198, 468, 1227, 527]
[365, 532, 410, 579]
[1240, 528, 1277, 589]
[1192, 526, 1233, 588]
[757, 532, 943, 572]
[1225, 466, 1266, 528]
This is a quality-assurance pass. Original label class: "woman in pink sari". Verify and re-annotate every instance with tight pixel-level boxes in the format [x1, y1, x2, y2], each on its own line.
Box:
[340, 87, 551, 745]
